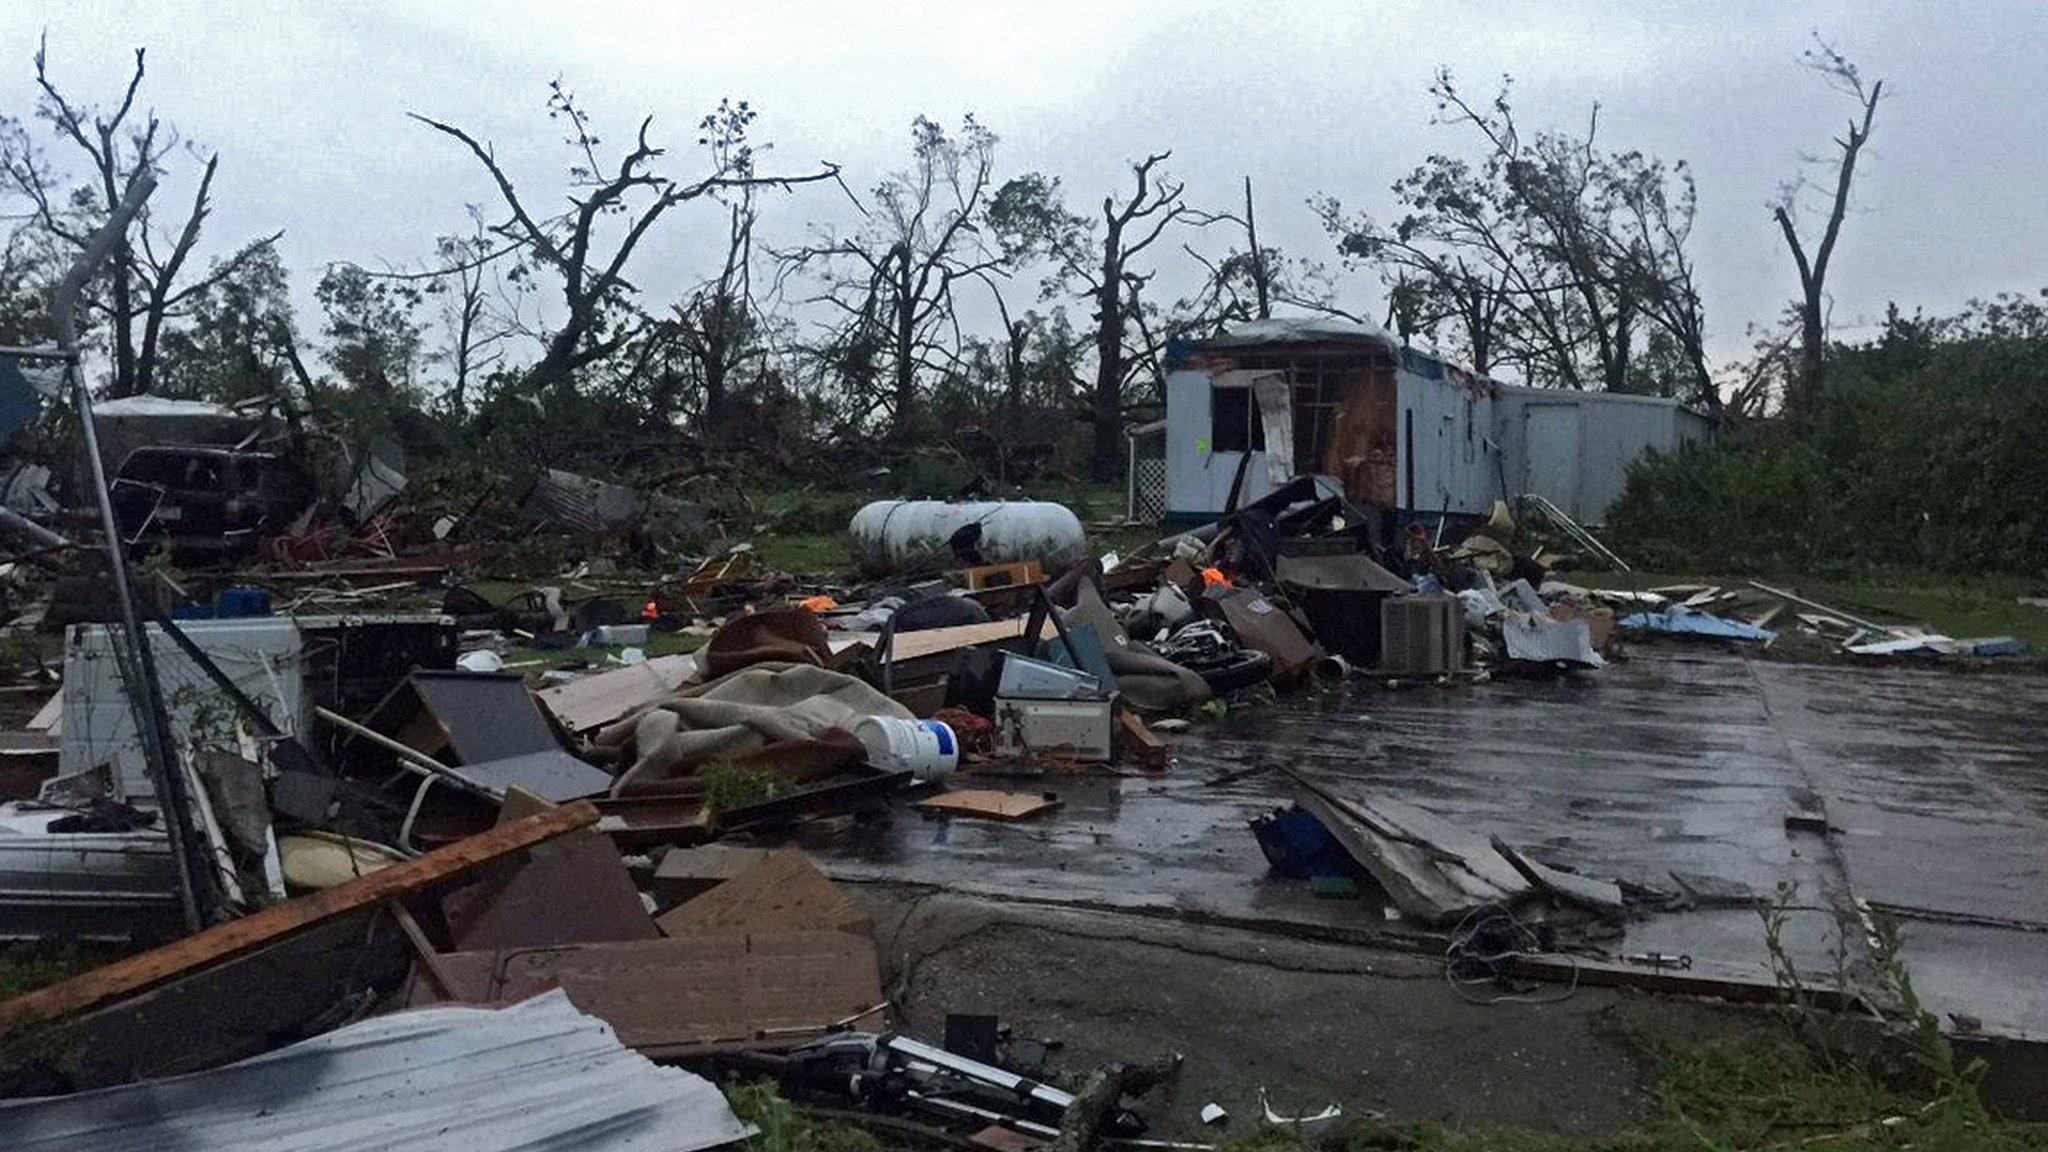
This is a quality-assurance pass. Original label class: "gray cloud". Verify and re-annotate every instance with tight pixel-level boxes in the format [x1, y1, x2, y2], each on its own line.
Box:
[5, 0, 2043, 370]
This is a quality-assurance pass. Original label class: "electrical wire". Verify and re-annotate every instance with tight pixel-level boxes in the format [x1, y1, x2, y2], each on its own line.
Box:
[1442, 902, 1580, 1006]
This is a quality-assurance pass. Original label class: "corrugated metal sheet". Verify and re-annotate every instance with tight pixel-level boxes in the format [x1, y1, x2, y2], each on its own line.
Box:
[0, 990, 756, 1152]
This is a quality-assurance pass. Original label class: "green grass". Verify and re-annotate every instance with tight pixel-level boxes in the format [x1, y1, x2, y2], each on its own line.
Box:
[754, 532, 854, 576]
[1557, 566, 2048, 652]
[723, 1036, 2043, 1152]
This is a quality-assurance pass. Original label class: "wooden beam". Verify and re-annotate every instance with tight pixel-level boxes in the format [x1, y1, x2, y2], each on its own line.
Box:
[1114, 708, 1167, 772]
[0, 802, 597, 1036]
[385, 899, 458, 997]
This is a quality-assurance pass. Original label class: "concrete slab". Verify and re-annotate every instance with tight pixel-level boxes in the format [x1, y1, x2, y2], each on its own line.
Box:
[807, 651, 2048, 1037]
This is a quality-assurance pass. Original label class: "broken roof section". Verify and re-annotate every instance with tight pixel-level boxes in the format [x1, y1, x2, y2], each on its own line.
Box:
[1186, 315, 1401, 356]
[0, 990, 756, 1152]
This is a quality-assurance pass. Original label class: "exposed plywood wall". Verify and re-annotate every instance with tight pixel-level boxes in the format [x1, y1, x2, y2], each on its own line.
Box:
[1323, 363, 1399, 508]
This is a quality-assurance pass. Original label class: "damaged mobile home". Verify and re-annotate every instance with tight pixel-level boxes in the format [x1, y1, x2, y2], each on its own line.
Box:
[1150, 318, 1712, 526]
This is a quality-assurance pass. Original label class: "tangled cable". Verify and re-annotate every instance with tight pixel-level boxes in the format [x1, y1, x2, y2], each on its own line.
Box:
[1442, 902, 1581, 1006]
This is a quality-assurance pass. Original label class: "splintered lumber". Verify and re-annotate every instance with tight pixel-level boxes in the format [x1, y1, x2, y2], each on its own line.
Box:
[914, 789, 1062, 821]
[1290, 771, 1529, 923]
[1294, 791, 1473, 922]
[1747, 580, 1896, 636]
[834, 618, 1057, 665]
[1366, 796, 1532, 899]
[0, 802, 598, 1036]
[1490, 836, 1624, 913]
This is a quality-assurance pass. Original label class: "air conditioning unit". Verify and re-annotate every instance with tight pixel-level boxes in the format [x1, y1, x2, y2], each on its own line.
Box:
[1379, 595, 1465, 676]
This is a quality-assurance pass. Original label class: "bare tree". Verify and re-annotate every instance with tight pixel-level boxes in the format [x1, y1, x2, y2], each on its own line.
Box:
[1177, 177, 1344, 344]
[430, 215, 519, 414]
[415, 85, 836, 398]
[778, 115, 1004, 439]
[4, 36, 279, 396]
[1319, 70, 1710, 406]
[670, 131, 766, 433]
[1071, 155, 1194, 478]
[985, 155, 1191, 478]
[1773, 36, 1884, 422]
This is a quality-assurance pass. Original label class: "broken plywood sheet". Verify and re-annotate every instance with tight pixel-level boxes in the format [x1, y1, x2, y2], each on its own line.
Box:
[1291, 776, 1530, 923]
[1294, 791, 1480, 924]
[913, 789, 1062, 821]
[411, 930, 884, 1056]
[442, 828, 659, 951]
[1366, 795, 1534, 900]
[536, 652, 700, 733]
[656, 849, 870, 938]
[650, 844, 774, 907]
[1491, 837, 1624, 914]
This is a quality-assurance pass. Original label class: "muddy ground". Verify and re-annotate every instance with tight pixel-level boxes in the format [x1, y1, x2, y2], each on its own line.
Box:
[856, 883, 1774, 1138]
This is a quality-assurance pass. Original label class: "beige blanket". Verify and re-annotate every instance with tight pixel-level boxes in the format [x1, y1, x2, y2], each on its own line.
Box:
[597, 662, 912, 791]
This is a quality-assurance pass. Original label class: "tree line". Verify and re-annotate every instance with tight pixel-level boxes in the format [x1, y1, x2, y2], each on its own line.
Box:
[0, 32, 1883, 483]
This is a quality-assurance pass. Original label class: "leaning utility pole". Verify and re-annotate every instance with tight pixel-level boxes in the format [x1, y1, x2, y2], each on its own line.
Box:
[47, 168, 218, 931]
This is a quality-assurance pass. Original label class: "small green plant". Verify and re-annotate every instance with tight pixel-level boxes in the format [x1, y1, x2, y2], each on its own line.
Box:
[1747, 886, 2025, 1150]
[723, 1079, 884, 1152]
[699, 763, 793, 815]
[1864, 909, 2004, 1141]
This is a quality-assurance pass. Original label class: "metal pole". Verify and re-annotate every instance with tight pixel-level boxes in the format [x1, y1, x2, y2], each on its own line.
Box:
[54, 170, 215, 931]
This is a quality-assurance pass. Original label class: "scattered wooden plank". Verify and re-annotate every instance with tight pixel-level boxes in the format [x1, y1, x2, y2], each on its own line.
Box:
[914, 789, 1062, 821]
[441, 826, 659, 951]
[1115, 708, 1167, 771]
[888, 618, 1041, 663]
[1748, 580, 1897, 636]
[0, 802, 598, 1036]
[591, 794, 714, 851]
[1491, 837, 1624, 913]
[656, 850, 871, 938]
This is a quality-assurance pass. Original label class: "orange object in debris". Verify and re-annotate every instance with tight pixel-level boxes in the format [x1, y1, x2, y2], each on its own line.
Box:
[641, 600, 660, 619]
[797, 595, 838, 613]
[1199, 567, 1232, 591]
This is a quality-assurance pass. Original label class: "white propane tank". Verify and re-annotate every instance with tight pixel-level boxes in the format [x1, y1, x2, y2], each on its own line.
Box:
[848, 500, 1088, 574]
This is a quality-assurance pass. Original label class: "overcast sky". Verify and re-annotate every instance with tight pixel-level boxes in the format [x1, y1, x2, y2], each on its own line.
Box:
[4, 0, 2044, 371]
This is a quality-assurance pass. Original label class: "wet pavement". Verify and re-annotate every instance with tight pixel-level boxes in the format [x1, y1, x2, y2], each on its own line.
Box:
[807, 648, 2048, 1038]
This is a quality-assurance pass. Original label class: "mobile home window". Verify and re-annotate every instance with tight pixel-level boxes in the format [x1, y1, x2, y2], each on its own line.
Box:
[1209, 385, 1265, 453]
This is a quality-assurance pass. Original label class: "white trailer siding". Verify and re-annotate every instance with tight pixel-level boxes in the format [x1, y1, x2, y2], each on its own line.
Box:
[1164, 367, 1285, 518]
[1161, 344, 1710, 524]
[1393, 365, 1498, 515]
[1494, 386, 1710, 523]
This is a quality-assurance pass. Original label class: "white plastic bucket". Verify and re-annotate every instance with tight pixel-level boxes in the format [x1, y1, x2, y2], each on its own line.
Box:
[854, 716, 959, 782]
